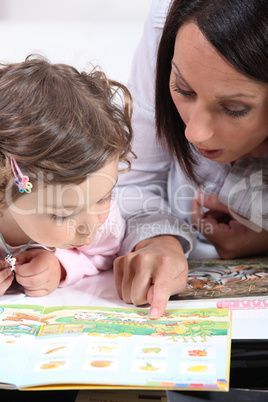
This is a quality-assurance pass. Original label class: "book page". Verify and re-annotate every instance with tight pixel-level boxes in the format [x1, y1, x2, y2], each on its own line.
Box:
[0, 304, 44, 388]
[0, 305, 231, 391]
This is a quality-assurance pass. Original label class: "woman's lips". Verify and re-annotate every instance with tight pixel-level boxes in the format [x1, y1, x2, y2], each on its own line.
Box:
[197, 148, 223, 160]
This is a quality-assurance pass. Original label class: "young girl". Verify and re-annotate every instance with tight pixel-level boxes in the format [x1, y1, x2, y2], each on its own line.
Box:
[0, 55, 133, 297]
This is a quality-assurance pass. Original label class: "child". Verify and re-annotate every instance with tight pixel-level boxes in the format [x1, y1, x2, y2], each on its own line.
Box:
[0, 55, 133, 297]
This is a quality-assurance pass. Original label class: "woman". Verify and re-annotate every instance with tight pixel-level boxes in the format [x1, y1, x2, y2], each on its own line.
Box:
[114, 0, 268, 320]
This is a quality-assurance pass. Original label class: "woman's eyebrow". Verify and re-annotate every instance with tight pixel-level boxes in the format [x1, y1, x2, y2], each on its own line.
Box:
[171, 61, 191, 87]
[171, 61, 257, 100]
[216, 93, 256, 100]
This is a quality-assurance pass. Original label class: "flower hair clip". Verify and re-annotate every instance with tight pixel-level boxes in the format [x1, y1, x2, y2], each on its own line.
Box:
[10, 158, 33, 193]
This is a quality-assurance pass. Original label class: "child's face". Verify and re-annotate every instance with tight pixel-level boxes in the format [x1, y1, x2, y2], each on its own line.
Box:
[9, 158, 119, 248]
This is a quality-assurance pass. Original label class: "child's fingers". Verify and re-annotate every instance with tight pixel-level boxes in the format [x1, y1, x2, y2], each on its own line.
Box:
[16, 269, 57, 297]
[16, 249, 61, 297]
[16, 269, 48, 289]
[0, 259, 9, 269]
[0, 268, 14, 295]
[15, 262, 47, 277]
[22, 288, 51, 297]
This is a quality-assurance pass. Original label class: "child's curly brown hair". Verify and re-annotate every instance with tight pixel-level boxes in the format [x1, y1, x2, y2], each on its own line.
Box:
[0, 55, 134, 207]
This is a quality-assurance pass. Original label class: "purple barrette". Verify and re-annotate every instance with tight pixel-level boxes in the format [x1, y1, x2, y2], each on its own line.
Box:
[10, 158, 33, 193]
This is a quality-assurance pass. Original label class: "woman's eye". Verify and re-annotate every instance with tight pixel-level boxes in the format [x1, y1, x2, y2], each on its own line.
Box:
[222, 106, 249, 118]
[171, 82, 195, 97]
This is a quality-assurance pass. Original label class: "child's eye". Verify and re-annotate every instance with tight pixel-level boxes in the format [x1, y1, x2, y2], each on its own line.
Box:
[50, 214, 73, 223]
[97, 192, 112, 205]
[171, 82, 195, 97]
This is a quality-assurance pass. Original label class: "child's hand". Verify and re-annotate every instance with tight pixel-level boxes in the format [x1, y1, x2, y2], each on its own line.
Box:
[0, 260, 14, 296]
[114, 235, 188, 320]
[15, 249, 64, 297]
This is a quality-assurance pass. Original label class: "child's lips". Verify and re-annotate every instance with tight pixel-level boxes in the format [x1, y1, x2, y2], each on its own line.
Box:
[71, 242, 90, 247]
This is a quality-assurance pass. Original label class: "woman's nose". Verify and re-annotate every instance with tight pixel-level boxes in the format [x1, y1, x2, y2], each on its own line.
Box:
[184, 103, 214, 145]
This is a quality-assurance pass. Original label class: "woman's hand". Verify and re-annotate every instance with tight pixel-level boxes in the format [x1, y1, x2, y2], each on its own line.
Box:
[0, 260, 14, 296]
[15, 249, 65, 297]
[192, 192, 268, 258]
[114, 235, 188, 319]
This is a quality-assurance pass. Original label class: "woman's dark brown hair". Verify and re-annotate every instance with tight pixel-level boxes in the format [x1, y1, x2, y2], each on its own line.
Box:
[155, 0, 268, 183]
[0, 55, 133, 206]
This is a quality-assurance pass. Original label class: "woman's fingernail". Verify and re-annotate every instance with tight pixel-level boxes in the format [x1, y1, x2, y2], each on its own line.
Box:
[149, 308, 159, 319]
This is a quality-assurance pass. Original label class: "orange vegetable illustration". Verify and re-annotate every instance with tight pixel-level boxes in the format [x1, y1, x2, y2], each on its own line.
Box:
[90, 360, 111, 368]
[188, 349, 207, 357]
[41, 361, 65, 370]
[45, 346, 66, 354]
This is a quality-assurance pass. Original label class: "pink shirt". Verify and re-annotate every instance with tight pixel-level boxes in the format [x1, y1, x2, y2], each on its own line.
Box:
[55, 202, 125, 287]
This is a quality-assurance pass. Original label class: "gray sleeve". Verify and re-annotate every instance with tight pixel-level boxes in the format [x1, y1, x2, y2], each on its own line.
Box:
[116, 0, 195, 256]
[218, 154, 268, 231]
[119, 211, 196, 258]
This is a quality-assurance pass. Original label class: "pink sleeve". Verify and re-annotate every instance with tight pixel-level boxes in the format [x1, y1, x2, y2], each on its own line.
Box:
[55, 203, 125, 287]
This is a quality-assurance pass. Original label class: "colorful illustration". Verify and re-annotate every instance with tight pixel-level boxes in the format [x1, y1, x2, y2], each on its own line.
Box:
[45, 346, 66, 354]
[170, 257, 268, 300]
[140, 362, 159, 371]
[188, 349, 207, 357]
[188, 365, 207, 372]
[90, 360, 111, 368]
[0, 304, 231, 392]
[91, 346, 117, 353]
[40, 361, 65, 370]
[142, 347, 161, 354]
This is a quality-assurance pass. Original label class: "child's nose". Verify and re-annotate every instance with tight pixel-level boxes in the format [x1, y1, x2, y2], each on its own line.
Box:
[76, 223, 91, 236]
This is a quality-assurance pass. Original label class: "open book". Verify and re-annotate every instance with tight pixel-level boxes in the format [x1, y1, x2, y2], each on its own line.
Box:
[170, 257, 268, 301]
[0, 304, 231, 391]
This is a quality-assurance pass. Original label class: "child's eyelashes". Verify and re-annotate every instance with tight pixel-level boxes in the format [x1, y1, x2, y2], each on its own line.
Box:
[50, 193, 112, 222]
[97, 192, 112, 205]
[50, 208, 81, 223]
[50, 214, 73, 223]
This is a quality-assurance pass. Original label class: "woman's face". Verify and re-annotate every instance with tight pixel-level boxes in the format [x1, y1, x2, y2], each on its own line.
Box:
[169, 23, 268, 163]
